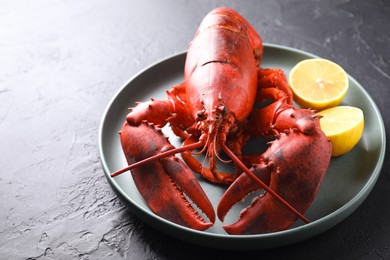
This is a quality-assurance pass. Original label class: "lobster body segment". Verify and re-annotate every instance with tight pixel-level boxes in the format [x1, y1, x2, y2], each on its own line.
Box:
[112, 7, 332, 235]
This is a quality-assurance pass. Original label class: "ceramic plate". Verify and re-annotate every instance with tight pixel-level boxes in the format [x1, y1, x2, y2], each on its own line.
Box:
[98, 44, 386, 250]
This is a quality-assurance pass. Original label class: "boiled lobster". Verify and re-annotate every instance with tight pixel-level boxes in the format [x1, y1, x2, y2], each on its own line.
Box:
[111, 7, 332, 234]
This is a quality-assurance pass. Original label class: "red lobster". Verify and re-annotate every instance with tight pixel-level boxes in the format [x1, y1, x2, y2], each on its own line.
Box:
[111, 7, 332, 234]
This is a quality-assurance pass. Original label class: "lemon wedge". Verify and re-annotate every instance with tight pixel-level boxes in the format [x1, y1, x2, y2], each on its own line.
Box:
[288, 58, 349, 110]
[317, 106, 364, 157]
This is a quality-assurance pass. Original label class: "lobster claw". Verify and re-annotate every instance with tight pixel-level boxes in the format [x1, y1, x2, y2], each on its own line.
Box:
[119, 121, 215, 230]
[217, 126, 332, 234]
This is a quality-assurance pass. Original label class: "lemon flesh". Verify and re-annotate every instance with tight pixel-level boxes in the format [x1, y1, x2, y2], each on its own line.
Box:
[317, 106, 364, 157]
[288, 58, 349, 111]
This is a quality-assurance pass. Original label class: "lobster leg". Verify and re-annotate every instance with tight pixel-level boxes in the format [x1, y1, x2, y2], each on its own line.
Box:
[218, 125, 331, 234]
[114, 84, 218, 230]
[180, 135, 238, 185]
[217, 69, 332, 234]
[119, 121, 215, 230]
[256, 68, 293, 105]
[126, 83, 195, 138]
[245, 69, 293, 137]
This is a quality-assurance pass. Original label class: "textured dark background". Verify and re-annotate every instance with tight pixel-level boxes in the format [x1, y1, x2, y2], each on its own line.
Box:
[1, 0, 389, 259]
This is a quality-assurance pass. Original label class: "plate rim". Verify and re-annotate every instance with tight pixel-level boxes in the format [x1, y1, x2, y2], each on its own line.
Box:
[98, 43, 386, 248]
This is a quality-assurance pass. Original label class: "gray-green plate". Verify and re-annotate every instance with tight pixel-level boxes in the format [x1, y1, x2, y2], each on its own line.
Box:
[98, 44, 386, 250]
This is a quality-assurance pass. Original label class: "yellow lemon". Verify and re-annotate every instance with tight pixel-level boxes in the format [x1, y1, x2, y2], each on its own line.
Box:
[288, 58, 349, 110]
[317, 106, 364, 157]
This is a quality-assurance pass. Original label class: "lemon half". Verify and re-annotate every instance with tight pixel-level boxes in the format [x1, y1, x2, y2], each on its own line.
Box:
[317, 106, 364, 157]
[288, 58, 349, 110]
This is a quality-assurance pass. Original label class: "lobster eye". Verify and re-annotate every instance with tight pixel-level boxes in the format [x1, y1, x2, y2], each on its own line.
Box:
[197, 111, 206, 119]
[217, 105, 227, 114]
[221, 106, 227, 114]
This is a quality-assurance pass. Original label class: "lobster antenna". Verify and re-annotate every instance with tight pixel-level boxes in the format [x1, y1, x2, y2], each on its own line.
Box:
[220, 142, 310, 224]
[190, 134, 210, 155]
[213, 136, 232, 164]
[111, 139, 206, 177]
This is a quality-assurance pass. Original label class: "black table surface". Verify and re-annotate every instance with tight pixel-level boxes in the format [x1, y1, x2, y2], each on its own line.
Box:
[1, 0, 389, 259]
